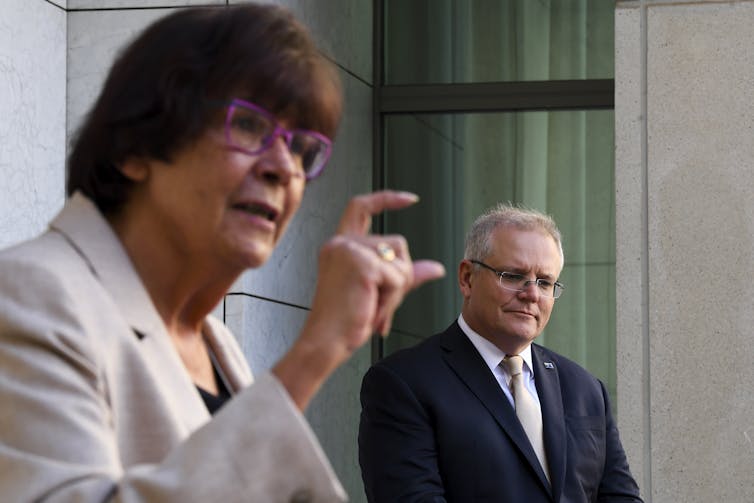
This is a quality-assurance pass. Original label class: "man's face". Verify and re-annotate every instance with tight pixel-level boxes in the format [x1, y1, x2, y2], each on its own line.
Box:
[459, 226, 563, 355]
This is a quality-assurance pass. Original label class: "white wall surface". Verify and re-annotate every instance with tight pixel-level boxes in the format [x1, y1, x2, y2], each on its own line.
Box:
[68, 0, 221, 7]
[0, 0, 66, 249]
[616, 1, 754, 501]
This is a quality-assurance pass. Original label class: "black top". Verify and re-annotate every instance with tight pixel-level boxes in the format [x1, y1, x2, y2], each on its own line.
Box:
[196, 357, 232, 415]
[197, 384, 230, 415]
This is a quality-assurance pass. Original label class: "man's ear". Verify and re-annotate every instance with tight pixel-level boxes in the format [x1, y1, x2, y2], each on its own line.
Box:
[458, 259, 474, 298]
[119, 158, 150, 183]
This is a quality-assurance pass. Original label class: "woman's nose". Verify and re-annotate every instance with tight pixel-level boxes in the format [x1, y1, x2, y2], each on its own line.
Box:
[253, 135, 300, 184]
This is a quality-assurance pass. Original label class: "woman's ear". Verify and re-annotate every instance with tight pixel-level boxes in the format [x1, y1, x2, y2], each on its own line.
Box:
[119, 158, 150, 183]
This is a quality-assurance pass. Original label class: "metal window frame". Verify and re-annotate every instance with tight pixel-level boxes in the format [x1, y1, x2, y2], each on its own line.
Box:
[371, 0, 614, 362]
[380, 80, 614, 115]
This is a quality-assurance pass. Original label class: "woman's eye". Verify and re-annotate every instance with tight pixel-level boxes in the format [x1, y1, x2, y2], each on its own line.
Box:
[232, 114, 269, 135]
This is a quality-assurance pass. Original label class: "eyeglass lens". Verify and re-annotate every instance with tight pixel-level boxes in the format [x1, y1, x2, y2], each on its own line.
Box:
[498, 275, 562, 298]
[471, 260, 562, 298]
[226, 102, 330, 179]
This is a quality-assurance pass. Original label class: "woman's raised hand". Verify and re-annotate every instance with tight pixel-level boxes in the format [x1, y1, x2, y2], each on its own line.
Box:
[328, 190, 445, 341]
[273, 191, 445, 410]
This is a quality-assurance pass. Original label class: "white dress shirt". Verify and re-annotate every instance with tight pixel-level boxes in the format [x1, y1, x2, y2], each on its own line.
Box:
[458, 314, 542, 410]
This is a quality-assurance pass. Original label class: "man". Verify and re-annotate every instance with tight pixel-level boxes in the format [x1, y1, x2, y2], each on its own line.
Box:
[358, 203, 642, 502]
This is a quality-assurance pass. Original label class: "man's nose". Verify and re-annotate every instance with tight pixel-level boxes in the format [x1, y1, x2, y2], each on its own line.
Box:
[517, 281, 541, 301]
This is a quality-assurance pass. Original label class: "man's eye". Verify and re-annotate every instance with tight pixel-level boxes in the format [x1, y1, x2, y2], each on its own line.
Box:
[500, 272, 525, 283]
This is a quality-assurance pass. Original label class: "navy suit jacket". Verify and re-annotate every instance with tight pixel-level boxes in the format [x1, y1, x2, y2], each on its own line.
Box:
[359, 321, 642, 503]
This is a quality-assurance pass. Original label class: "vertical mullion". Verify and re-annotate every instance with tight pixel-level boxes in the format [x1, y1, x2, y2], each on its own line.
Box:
[371, 0, 385, 363]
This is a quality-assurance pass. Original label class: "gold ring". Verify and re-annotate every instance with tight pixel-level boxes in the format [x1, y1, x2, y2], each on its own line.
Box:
[376, 242, 396, 262]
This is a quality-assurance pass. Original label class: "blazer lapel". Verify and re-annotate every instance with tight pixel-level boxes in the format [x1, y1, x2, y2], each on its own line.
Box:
[50, 193, 211, 434]
[439, 324, 552, 493]
[203, 316, 253, 392]
[532, 345, 566, 503]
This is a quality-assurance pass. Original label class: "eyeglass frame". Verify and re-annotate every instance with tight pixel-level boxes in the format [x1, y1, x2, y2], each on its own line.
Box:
[222, 98, 333, 181]
[469, 259, 564, 299]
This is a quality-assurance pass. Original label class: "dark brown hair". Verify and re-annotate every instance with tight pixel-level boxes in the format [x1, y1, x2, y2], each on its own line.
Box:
[67, 3, 342, 214]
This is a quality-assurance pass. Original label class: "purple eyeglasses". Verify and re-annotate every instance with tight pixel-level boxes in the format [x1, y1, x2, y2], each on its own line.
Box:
[223, 98, 332, 181]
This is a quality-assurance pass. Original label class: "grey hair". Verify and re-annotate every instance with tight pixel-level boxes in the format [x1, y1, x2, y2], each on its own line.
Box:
[463, 202, 564, 267]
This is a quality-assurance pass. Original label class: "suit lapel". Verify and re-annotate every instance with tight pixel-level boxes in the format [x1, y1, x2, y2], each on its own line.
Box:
[439, 324, 552, 494]
[532, 345, 566, 503]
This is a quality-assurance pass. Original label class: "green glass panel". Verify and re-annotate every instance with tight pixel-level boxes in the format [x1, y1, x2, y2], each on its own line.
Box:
[384, 0, 615, 84]
[382, 109, 616, 397]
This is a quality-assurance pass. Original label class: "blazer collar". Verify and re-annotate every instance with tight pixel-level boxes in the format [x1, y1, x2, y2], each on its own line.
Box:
[203, 316, 253, 391]
[50, 192, 166, 339]
[439, 323, 553, 494]
[49, 192, 211, 431]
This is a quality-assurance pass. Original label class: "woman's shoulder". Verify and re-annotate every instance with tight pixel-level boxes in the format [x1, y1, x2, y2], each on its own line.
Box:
[0, 229, 95, 298]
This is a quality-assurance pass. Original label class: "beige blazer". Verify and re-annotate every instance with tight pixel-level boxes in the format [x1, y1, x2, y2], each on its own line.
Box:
[0, 193, 346, 502]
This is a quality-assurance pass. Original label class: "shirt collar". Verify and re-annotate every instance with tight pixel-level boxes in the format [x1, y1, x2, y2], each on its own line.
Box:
[458, 314, 535, 376]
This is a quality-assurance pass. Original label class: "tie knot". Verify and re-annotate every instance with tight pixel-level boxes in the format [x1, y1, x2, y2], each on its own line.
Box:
[503, 355, 524, 376]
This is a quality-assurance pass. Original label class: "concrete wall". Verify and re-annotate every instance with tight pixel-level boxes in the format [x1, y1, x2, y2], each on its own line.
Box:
[13, 0, 754, 501]
[0, 0, 66, 249]
[616, 1, 754, 501]
[2, 0, 372, 500]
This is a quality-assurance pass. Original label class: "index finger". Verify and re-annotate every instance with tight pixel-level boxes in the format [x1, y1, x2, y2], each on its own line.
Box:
[337, 190, 420, 235]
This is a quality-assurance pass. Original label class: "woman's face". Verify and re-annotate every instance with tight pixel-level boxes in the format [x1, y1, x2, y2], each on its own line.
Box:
[127, 113, 308, 273]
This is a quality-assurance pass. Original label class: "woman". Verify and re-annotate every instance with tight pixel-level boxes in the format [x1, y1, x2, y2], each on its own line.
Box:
[0, 4, 444, 501]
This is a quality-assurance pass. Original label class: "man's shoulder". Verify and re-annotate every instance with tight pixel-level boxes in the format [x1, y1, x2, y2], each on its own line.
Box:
[379, 332, 444, 364]
[361, 324, 467, 399]
[373, 323, 459, 372]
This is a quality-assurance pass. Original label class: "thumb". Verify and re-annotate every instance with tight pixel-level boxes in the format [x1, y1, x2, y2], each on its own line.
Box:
[410, 260, 446, 290]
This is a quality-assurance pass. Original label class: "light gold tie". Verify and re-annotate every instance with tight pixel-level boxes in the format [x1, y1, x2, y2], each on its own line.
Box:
[502, 355, 550, 482]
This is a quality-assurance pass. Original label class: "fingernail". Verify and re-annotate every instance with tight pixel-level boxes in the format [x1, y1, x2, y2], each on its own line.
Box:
[397, 191, 419, 202]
